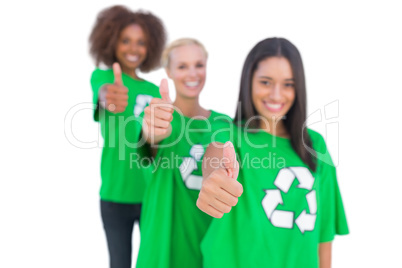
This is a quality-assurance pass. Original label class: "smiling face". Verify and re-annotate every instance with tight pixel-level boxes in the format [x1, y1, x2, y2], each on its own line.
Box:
[252, 57, 296, 131]
[166, 44, 207, 99]
[115, 24, 147, 75]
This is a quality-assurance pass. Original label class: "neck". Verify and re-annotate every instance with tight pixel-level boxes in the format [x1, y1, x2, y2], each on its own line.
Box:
[173, 96, 210, 118]
[260, 118, 289, 138]
[121, 67, 139, 80]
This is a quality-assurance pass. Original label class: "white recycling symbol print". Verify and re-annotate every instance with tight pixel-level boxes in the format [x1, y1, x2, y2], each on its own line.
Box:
[179, 144, 205, 190]
[134, 94, 153, 117]
[262, 167, 317, 233]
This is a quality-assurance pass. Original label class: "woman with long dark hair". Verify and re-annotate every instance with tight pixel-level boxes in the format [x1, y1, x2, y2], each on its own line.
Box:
[197, 37, 349, 268]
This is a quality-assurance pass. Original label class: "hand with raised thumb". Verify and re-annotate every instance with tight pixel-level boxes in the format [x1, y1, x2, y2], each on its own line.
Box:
[197, 141, 243, 218]
[99, 62, 129, 113]
[142, 79, 174, 144]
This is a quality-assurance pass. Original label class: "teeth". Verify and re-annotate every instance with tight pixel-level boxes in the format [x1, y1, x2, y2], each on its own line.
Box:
[185, 81, 199, 87]
[126, 55, 139, 62]
[266, 103, 282, 110]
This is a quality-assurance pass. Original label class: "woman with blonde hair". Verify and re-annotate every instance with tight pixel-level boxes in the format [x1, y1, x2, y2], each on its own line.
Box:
[136, 38, 232, 268]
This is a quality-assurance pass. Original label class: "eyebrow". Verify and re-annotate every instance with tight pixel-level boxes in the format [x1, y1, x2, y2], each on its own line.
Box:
[177, 60, 204, 65]
[258, 76, 294, 81]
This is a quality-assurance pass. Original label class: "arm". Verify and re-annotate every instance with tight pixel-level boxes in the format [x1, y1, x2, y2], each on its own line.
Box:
[319, 242, 332, 268]
[196, 142, 242, 218]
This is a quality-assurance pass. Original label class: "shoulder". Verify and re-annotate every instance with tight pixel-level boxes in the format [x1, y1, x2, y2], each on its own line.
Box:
[90, 68, 113, 82]
[143, 80, 160, 92]
[307, 129, 327, 153]
[307, 129, 335, 170]
[209, 110, 233, 124]
[209, 111, 234, 134]
[132, 79, 160, 97]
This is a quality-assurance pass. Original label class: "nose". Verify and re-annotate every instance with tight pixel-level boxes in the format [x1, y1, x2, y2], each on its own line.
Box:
[269, 83, 281, 101]
[188, 66, 197, 77]
[130, 43, 140, 53]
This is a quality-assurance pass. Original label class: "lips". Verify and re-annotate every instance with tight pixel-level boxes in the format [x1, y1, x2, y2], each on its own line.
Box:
[185, 81, 200, 87]
[263, 101, 284, 112]
[126, 55, 139, 62]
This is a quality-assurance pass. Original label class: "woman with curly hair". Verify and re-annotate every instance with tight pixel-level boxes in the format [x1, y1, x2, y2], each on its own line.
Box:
[88, 5, 166, 268]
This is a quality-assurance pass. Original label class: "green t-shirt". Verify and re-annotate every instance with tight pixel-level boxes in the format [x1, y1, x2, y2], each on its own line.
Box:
[201, 127, 349, 268]
[90, 68, 160, 203]
[136, 110, 233, 268]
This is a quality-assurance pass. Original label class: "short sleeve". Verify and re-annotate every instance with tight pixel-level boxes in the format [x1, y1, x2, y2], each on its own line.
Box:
[311, 132, 349, 242]
[90, 69, 113, 122]
[209, 114, 236, 146]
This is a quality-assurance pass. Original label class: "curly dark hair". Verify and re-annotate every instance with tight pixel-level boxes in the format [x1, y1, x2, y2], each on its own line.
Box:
[89, 5, 166, 72]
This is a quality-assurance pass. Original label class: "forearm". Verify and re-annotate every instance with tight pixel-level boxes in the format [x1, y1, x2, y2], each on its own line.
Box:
[319, 242, 332, 268]
[98, 85, 108, 108]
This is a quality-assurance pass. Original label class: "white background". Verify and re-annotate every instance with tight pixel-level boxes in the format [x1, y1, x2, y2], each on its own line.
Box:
[1, 0, 401, 267]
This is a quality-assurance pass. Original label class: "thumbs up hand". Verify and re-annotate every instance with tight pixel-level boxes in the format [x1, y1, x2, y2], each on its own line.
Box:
[197, 142, 242, 218]
[99, 63, 129, 113]
[142, 79, 174, 144]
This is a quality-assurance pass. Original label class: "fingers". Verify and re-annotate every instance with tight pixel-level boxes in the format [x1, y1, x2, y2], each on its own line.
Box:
[159, 79, 172, 103]
[142, 120, 170, 136]
[141, 80, 173, 142]
[197, 188, 237, 218]
[149, 98, 174, 113]
[143, 109, 173, 137]
[113, 62, 123, 86]
[105, 86, 129, 100]
[104, 83, 129, 113]
[197, 169, 243, 218]
[205, 169, 243, 198]
[144, 115, 171, 129]
[197, 198, 224, 218]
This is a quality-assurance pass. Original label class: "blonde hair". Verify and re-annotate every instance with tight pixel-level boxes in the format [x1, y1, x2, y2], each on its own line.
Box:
[161, 38, 208, 68]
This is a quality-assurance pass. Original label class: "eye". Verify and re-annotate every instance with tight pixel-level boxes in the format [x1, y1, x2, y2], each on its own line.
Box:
[285, 83, 295, 88]
[196, 63, 204, 68]
[138, 40, 146, 46]
[178, 65, 187, 70]
[122, 39, 130, 44]
[259, 80, 271, 86]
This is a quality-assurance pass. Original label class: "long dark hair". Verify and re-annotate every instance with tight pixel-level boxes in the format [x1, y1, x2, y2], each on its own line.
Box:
[234, 37, 316, 171]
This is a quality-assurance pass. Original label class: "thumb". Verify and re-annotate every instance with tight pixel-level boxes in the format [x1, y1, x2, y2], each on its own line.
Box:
[222, 141, 238, 179]
[159, 79, 172, 103]
[113, 62, 123, 86]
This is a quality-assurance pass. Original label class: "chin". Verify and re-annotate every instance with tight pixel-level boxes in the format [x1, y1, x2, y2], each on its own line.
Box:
[180, 92, 201, 99]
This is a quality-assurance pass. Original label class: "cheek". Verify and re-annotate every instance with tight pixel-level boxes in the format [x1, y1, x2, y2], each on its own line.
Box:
[286, 90, 296, 105]
[252, 85, 265, 101]
[115, 44, 123, 56]
[251, 87, 263, 109]
[170, 70, 185, 82]
[140, 46, 147, 56]
[198, 69, 206, 80]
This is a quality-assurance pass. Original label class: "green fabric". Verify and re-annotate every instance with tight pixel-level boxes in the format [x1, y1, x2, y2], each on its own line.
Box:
[136, 110, 232, 268]
[201, 128, 349, 268]
[90, 68, 160, 203]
